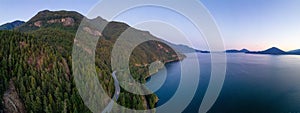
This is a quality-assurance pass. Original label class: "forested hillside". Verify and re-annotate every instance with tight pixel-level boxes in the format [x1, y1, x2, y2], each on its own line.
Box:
[0, 10, 183, 113]
[0, 30, 91, 112]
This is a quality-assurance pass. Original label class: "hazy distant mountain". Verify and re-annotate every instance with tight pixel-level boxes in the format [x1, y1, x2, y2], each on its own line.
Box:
[226, 49, 240, 53]
[161, 43, 203, 53]
[196, 50, 210, 53]
[261, 47, 286, 54]
[247, 47, 286, 55]
[226, 49, 249, 53]
[223, 47, 300, 55]
[166, 44, 211, 53]
[240, 49, 250, 53]
[0, 20, 25, 30]
[288, 49, 300, 55]
[165, 44, 195, 53]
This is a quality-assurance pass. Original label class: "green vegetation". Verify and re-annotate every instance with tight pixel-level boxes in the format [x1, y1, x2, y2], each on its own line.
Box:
[0, 10, 183, 113]
[0, 30, 90, 112]
[17, 10, 83, 33]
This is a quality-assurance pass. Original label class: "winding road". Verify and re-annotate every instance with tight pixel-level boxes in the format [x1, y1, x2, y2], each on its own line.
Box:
[102, 71, 120, 113]
[102, 70, 151, 112]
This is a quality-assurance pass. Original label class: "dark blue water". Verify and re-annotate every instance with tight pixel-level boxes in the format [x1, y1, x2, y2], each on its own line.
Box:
[146, 53, 300, 113]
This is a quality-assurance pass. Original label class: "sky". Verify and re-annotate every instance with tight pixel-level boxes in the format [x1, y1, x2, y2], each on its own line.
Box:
[1, 0, 300, 51]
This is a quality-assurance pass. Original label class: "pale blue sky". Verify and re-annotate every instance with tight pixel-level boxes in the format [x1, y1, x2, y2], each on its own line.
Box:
[201, 0, 300, 51]
[1, 0, 299, 51]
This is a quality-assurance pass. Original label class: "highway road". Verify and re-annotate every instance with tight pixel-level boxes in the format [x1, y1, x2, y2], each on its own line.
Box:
[102, 71, 120, 113]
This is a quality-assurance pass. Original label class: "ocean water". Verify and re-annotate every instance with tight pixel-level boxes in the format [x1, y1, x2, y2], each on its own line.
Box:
[146, 53, 300, 113]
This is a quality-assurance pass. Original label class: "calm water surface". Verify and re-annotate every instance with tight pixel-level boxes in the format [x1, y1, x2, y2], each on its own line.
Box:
[146, 53, 300, 113]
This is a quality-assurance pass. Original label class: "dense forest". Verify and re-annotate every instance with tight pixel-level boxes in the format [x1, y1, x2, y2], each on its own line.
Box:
[0, 10, 183, 113]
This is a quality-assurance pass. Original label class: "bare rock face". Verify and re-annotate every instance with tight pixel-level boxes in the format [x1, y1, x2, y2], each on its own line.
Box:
[46, 17, 75, 26]
[62, 17, 74, 26]
[83, 27, 102, 36]
[34, 21, 42, 27]
[47, 19, 60, 24]
[3, 79, 26, 113]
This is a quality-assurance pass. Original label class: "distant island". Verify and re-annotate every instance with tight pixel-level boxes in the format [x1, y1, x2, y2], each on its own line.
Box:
[163, 43, 299, 55]
[287, 49, 300, 55]
[246, 47, 286, 55]
[195, 47, 300, 55]
[226, 49, 249, 53]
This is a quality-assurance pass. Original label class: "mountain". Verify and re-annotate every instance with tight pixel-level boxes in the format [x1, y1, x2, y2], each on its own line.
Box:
[226, 49, 249, 53]
[247, 47, 286, 55]
[0, 10, 186, 112]
[196, 50, 210, 53]
[240, 49, 250, 53]
[163, 43, 198, 53]
[0, 20, 25, 30]
[17, 10, 186, 65]
[171, 44, 210, 53]
[288, 49, 300, 55]
[14, 10, 203, 54]
[159, 42, 210, 53]
[17, 10, 84, 33]
[224, 47, 300, 55]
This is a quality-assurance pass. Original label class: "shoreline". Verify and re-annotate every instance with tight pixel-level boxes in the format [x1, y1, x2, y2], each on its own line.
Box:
[144, 54, 185, 80]
[144, 55, 185, 108]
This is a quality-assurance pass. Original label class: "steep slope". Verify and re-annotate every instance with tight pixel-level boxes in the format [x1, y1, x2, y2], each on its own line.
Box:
[166, 43, 197, 53]
[161, 41, 209, 53]
[1, 10, 185, 112]
[18, 10, 185, 70]
[0, 30, 89, 112]
[17, 10, 84, 33]
[0, 20, 25, 30]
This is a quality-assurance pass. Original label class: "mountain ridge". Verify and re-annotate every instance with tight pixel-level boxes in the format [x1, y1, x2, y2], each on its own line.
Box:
[196, 47, 300, 55]
[288, 49, 300, 55]
[0, 9, 186, 112]
[17, 10, 84, 32]
[226, 49, 249, 53]
[246, 47, 286, 55]
[0, 20, 25, 30]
